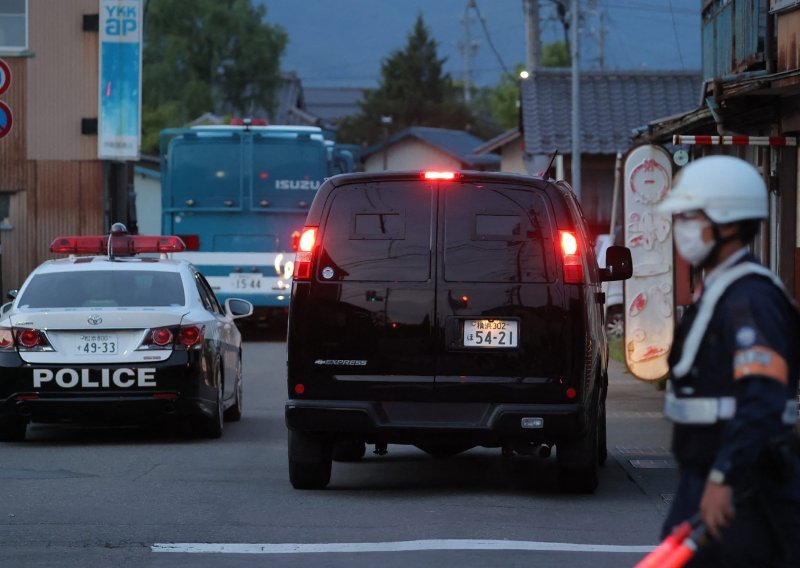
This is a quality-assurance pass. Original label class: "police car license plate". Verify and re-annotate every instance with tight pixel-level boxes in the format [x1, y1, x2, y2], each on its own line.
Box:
[76, 334, 118, 355]
[230, 274, 264, 290]
[463, 319, 518, 348]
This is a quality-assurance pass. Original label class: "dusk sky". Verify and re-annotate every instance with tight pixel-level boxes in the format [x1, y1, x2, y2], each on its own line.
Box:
[258, 0, 702, 87]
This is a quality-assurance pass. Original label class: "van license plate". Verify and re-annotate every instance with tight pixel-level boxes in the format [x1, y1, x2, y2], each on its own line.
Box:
[463, 320, 518, 348]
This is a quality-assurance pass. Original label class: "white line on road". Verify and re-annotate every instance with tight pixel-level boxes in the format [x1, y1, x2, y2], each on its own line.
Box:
[152, 539, 655, 555]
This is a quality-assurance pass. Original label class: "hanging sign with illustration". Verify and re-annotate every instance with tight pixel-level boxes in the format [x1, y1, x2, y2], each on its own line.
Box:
[623, 145, 674, 381]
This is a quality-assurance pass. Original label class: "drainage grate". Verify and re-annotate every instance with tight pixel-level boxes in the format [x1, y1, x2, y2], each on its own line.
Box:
[629, 459, 678, 469]
[615, 446, 671, 456]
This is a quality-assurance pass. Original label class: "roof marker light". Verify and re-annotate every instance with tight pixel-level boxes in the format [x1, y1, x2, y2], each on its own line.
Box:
[423, 171, 459, 180]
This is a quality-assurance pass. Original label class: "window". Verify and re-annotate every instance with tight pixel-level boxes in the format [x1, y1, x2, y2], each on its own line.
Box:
[320, 182, 432, 282]
[18, 270, 186, 308]
[0, 0, 27, 52]
[444, 183, 555, 283]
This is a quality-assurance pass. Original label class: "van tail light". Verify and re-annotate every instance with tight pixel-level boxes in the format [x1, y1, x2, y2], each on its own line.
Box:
[293, 226, 317, 281]
[559, 230, 583, 284]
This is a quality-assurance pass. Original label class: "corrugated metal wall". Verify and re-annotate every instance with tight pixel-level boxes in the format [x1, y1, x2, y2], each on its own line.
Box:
[0, 0, 105, 293]
[703, 0, 766, 79]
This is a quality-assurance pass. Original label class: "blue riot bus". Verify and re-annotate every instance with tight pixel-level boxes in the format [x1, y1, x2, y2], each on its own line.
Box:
[160, 123, 354, 323]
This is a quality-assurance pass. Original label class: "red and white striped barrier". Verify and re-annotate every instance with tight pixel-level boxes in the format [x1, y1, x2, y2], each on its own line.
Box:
[673, 135, 797, 146]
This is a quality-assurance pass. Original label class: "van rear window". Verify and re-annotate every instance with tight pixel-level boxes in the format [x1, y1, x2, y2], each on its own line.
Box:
[320, 183, 432, 282]
[444, 184, 555, 283]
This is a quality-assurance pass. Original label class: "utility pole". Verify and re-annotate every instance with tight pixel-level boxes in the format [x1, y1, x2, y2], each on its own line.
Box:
[570, 0, 581, 199]
[524, 0, 541, 71]
[459, 0, 479, 104]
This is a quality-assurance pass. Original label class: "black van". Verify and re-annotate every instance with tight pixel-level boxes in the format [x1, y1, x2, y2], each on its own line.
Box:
[286, 170, 632, 492]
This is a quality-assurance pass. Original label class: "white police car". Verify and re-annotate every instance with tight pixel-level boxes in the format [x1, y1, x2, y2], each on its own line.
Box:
[0, 224, 253, 441]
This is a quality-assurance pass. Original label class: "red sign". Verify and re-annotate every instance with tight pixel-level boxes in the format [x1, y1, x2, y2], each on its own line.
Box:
[0, 58, 10, 96]
[0, 101, 13, 139]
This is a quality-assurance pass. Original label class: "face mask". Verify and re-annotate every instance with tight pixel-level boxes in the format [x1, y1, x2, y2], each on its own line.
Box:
[673, 218, 714, 267]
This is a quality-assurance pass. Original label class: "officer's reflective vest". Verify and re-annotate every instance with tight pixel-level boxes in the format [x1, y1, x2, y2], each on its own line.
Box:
[664, 262, 798, 426]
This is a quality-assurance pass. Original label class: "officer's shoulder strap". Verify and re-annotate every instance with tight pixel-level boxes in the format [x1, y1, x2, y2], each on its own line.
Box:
[672, 262, 794, 378]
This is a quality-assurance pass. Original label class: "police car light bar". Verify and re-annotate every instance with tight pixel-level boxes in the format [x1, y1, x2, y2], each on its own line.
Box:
[50, 235, 187, 255]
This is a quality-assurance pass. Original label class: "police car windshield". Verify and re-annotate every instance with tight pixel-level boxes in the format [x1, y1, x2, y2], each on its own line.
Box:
[17, 270, 185, 308]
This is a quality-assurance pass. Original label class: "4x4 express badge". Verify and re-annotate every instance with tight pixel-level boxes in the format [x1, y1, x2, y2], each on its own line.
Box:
[33, 368, 157, 388]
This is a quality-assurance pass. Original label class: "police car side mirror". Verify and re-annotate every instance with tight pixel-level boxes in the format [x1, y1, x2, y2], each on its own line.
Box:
[7, 289, 17, 300]
[600, 246, 633, 282]
[0, 302, 11, 315]
[225, 298, 254, 319]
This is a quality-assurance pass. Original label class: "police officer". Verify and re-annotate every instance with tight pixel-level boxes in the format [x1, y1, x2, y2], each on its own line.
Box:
[657, 155, 800, 566]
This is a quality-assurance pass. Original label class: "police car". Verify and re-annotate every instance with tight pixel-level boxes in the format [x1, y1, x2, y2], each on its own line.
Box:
[0, 224, 253, 441]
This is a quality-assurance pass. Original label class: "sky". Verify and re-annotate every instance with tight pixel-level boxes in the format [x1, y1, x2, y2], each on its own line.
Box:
[257, 0, 701, 88]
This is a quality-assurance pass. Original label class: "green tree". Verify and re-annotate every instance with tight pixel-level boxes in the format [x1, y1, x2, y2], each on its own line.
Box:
[338, 13, 476, 146]
[542, 40, 570, 67]
[142, 0, 287, 152]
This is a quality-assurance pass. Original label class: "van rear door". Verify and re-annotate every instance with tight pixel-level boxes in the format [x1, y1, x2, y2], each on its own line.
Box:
[435, 180, 567, 403]
[291, 180, 436, 401]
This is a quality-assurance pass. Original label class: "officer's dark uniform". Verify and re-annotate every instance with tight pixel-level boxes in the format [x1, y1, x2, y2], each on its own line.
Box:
[662, 253, 800, 567]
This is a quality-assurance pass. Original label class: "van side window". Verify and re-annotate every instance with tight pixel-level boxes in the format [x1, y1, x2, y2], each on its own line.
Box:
[320, 183, 432, 282]
[443, 184, 555, 283]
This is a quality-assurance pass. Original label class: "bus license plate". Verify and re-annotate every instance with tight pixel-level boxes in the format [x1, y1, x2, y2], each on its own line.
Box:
[231, 274, 264, 290]
[463, 320, 518, 348]
[76, 334, 118, 355]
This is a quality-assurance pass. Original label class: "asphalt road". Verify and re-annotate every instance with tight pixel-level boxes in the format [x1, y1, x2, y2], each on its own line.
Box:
[0, 337, 677, 567]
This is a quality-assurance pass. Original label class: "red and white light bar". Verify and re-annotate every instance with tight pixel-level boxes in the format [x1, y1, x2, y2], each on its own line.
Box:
[673, 135, 797, 147]
[50, 235, 186, 255]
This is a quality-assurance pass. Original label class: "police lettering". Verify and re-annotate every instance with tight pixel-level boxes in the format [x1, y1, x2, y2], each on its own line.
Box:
[33, 368, 156, 388]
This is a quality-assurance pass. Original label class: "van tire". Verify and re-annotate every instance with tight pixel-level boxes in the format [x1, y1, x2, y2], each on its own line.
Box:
[332, 440, 366, 462]
[0, 417, 27, 442]
[556, 393, 600, 494]
[288, 429, 332, 489]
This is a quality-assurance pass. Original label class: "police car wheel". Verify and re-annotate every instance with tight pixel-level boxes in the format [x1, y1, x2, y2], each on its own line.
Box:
[195, 367, 224, 439]
[288, 429, 332, 489]
[598, 384, 608, 466]
[0, 417, 27, 442]
[223, 374, 243, 423]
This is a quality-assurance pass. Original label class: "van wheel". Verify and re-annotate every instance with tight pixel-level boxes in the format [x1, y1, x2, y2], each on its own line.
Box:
[415, 443, 475, 458]
[288, 429, 332, 489]
[333, 440, 366, 462]
[556, 399, 600, 494]
[606, 306, 624, 339]
[0, 417, 27, 442]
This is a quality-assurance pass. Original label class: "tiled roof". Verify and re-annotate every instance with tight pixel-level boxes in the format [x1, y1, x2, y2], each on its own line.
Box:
[521, 69, 702, 155]
[362, 127, 500, 168]
[303, 87, 366, 123]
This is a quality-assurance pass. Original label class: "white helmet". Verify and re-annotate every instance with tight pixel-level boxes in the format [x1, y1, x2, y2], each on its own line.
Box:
[657, 155, 768, 224]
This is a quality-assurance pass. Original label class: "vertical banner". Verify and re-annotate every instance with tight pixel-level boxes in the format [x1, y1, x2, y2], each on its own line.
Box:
[98, 0, 142, 160]
[623, 145, 674, 381]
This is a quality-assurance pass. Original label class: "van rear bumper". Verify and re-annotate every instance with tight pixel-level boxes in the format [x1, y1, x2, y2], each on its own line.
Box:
[285, 399, 586, 445]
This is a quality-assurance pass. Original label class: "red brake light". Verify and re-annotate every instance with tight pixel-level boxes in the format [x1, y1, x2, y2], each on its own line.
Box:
[294, 226, 318, 281]
[151, 328, 173, 346]
[16, 328, 51, 350]
[559, 230, 583, 284]
[422, 171, 459, 181]
[177, 325, 204, 347]
[0, 328, 13, 350]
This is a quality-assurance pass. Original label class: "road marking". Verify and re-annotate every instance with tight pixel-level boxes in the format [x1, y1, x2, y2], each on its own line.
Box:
[152, 540, 654, 555]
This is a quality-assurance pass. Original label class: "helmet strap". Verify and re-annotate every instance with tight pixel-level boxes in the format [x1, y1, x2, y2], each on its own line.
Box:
[696, 222, 742, 270]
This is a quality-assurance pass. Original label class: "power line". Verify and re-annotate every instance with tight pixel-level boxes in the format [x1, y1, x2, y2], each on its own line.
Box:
[667, 0, 686, 69]
[471, 0, 514, 80]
